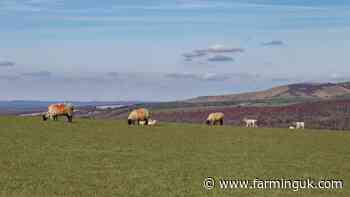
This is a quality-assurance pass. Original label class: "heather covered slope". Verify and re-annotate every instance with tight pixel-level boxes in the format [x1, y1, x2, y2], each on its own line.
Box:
[82, 99, 350, 130]
[188, 82, 350, 103]
[151, 99, 350, 130]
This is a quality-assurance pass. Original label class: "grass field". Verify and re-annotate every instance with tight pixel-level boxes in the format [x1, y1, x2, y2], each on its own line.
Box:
[0, 117, 349, 197]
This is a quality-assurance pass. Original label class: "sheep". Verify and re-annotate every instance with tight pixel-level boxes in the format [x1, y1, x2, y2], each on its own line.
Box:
[128, 108, 150, 125]
[42, 103, 74, 122]
[295, 122, 305, 129]
[289, 126, 295, 130]
[148, 119, 157, 126]
[243, 118, 258, 128]
[206, 112, 224, 126]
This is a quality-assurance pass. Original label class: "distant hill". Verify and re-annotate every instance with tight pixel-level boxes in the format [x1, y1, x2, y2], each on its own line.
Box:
[187, 82, 350, 103]
[0, 100, 140, 115]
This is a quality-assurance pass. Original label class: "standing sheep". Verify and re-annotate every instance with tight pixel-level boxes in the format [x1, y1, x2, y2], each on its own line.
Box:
[42, 103, 74, 122]
[294, 122, 305, 129]
[206, 112, 224, 126]
[243, 118, 258, 128]
[128, 108, 150, 125]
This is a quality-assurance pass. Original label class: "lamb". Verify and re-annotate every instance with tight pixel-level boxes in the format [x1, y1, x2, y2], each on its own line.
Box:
[295, 122, 305, 129]
[243, 118, 258, 128]
[139, 121, 147, 125]
[148, 119, 157, 126]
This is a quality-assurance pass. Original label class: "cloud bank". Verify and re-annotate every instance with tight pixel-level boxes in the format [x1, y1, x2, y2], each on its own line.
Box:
[207, 55, 234, 62]
[261, 40, 285, 46]
[183, 44, 244, 62]
[0, 61, 15, 67]
[22, 71, 52, 78]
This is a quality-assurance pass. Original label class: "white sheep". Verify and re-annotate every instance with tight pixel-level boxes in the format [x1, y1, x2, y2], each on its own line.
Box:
[243, 118, 258, 128]
[295, 122, 305, 129]
[148, 119, 157, 126]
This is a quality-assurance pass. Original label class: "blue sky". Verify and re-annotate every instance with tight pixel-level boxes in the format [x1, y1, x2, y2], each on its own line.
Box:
[1, 0, 350, 101]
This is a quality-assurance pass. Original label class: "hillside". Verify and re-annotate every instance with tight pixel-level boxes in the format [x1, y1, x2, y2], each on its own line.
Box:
[150, 99, 350, 130]
[72, 98, 350, 130]
[188, 82, 350, 103]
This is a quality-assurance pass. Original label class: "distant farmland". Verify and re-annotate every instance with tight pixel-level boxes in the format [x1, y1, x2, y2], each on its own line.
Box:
[0, 117, 349, 196]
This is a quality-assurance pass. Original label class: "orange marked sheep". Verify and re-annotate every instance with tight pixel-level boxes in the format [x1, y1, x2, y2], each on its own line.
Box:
[42, 103, 74, 122]
[206, 112, 224, 126]
[128, 108, 150, 125]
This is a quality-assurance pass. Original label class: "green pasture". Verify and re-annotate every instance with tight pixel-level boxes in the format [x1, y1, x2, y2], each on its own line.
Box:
[0, 117, 349, 196]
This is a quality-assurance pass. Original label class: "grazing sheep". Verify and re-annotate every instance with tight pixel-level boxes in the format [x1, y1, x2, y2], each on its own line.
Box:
[128, 108, 150, 125]
[42, 103, 74, 122]
[206, 112, 224, 126]
[295, 122, 305, 129]
[243, 118, 258, 128]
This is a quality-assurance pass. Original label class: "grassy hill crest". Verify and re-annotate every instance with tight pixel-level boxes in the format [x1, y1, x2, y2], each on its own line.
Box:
[188, 82, 350, 103]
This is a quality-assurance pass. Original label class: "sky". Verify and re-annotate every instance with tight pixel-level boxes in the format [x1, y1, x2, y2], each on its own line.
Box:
[1, 0, 350, 101]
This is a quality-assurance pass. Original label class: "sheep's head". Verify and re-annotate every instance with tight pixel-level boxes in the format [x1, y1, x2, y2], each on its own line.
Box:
[205, 120, 210, 125]
[42, 113, 48, 121]
[128, 119, 133, 125]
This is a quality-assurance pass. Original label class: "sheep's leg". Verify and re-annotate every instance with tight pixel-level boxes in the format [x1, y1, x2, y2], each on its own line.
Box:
[66, 114, 73, 122]
[145, 119, 148, 125]
[220, 119, 223, 125]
